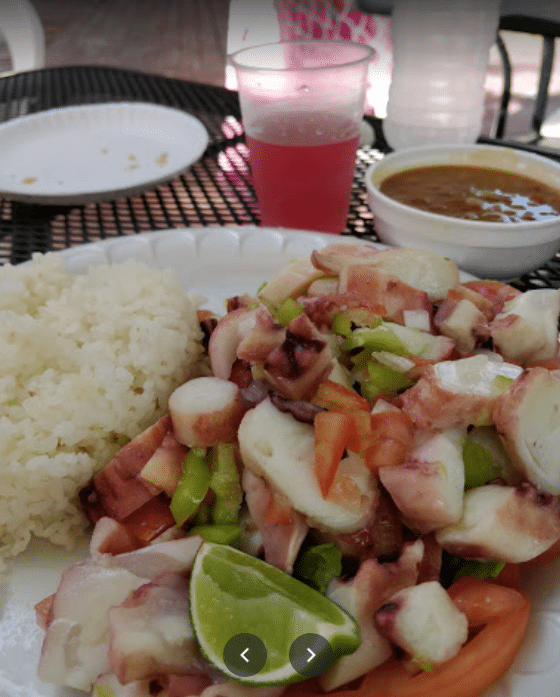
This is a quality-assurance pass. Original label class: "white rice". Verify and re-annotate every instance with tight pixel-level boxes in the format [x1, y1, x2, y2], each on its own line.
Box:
[0, 252, 205, 571]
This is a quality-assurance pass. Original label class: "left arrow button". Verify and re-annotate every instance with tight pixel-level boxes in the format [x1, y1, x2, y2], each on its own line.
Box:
[223, 633, 267, 677]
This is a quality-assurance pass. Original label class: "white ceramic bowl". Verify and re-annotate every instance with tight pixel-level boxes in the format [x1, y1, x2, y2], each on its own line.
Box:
[365, 144, 560, 278]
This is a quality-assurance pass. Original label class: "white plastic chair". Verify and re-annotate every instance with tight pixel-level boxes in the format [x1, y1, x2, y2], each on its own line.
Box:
[225, 0, 392, 116]
[225, 0, 281, 89]
[1, 0, 45, 73]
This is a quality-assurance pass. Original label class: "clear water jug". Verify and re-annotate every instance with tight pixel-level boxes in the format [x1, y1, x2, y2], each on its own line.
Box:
[383, 0, 501, 150]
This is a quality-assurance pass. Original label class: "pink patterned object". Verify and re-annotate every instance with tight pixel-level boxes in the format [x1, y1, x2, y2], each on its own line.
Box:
[273, 0, 393, 114]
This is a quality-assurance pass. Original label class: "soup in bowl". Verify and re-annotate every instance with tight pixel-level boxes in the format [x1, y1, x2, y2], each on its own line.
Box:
[365, 144, 560, 278]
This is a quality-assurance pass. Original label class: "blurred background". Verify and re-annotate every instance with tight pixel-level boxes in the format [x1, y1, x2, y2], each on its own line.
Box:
[2, 0, 560, 144]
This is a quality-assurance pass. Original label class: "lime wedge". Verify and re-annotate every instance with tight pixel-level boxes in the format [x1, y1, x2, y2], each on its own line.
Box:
[189, 542, 360, 686]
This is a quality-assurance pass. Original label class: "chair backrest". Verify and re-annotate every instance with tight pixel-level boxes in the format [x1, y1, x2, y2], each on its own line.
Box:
[0, 0, 45, 73]
[494, 10, 560, 141]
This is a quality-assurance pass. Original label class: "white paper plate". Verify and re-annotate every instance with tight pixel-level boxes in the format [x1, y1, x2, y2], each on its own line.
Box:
[0, 226, 559, 697]
[0, 103, 209, 205]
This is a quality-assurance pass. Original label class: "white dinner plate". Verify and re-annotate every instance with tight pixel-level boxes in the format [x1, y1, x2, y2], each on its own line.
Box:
[0, 226, 559, 697]
[0, 103, 209, 205]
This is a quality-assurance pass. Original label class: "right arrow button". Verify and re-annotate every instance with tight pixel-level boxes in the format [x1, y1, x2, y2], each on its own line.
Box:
[289, 633, 334, 679]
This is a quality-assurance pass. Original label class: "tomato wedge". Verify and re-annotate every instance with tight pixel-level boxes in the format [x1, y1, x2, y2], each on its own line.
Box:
[311, 380, 370, 412]
[285, 578, 530, 697]
[314, 410, 353, 497]
[447, 576, 527, 626]
[345, 410, 374, 456]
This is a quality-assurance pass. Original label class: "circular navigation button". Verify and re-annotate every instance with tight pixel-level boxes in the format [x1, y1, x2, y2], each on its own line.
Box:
[289, 633, 334, 679]
[223, 633, 267, 678]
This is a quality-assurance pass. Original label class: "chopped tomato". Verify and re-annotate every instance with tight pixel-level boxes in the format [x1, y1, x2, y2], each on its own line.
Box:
[373, 410, 415, 440]
[366, 411, 415, 470]
[447, 576, 527, 626]
[345, 410, 374, 456]
[365, 436, 409, 471]
[314, 411, 353, 497]
[346, 410, 414, 471]
[311, 380, 370, 412]
[122, 494, 176, 543]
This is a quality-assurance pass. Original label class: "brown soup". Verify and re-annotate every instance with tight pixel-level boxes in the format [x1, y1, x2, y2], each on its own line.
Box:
[378, 164, 560, 223]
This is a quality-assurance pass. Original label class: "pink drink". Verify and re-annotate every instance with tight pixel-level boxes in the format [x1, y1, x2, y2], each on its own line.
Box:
[246, 112, 360, 233]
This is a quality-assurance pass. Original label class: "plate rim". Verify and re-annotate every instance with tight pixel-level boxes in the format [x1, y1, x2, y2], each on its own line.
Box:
[0, 102, 209, 205]
[57, 225, 366, 259]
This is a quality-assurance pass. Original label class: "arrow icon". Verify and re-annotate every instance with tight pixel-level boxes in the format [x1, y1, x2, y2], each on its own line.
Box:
[289, 634, 333, 678]
[224, 634, 267, 678]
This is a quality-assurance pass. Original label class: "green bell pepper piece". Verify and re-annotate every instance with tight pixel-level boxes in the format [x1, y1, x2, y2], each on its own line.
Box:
[462, 438, 502, 489]
[209, 442, 243, 525]
[276, 298, 305, 326]
[169, 447, 211, 527]
[294, 543, 342, 595]
[449, 555, 506, 584]
[188, 523, 242, 545]
[363, 361, 414, 398]
[341, 326, 408, 355]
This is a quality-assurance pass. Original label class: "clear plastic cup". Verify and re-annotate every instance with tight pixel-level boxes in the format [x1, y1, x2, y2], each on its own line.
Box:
[384, 0, 501, 150]
[230, 40, 375, 233]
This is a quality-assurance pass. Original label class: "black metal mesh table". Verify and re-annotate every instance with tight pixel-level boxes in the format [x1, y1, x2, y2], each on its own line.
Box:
[1, 64, 560, 292]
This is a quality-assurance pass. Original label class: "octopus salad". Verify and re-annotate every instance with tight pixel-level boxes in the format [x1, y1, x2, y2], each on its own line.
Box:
[34, 242, 560, 697]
